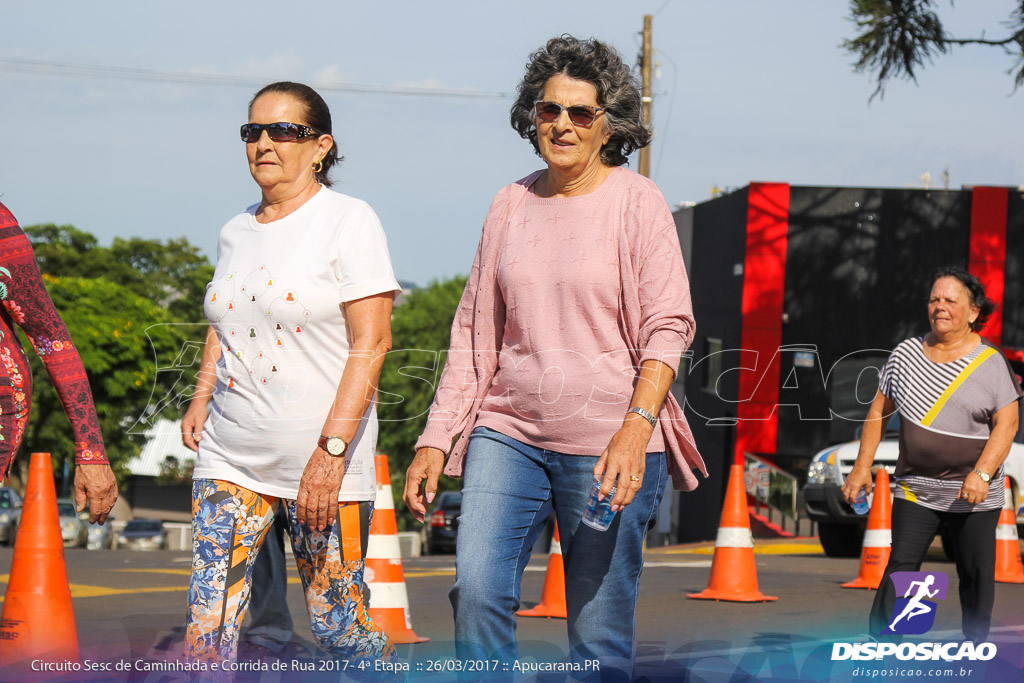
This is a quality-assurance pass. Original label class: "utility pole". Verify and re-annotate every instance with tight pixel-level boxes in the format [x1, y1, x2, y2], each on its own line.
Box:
[638, 14, 653, 178]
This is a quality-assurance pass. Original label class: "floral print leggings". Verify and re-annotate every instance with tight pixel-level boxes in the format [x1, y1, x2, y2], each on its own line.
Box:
[185, 479, 396, 666]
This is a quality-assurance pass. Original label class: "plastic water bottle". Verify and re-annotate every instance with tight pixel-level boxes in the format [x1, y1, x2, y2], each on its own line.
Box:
[582, 478, 618, 531]
[852, 487, 870, 515]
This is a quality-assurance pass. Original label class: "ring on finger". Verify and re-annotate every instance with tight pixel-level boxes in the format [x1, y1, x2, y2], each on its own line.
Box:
[629, 475, 641, 482]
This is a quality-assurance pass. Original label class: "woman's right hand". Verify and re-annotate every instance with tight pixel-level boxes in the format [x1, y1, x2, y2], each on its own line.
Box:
[404, 448, 445, 523]
[841, 465, 874, 504]
[181, 400, 209, 452]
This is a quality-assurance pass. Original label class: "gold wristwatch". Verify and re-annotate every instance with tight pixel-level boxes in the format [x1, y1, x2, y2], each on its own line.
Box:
[318, 435, 348, 457]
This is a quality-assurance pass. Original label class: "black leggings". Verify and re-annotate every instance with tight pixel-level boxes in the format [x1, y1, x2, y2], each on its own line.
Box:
[870, 498, 1000, 642]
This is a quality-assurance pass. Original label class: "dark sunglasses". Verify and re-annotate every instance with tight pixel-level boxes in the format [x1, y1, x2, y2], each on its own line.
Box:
[533, 100, 606, 128]
[240, 122, 324, 143]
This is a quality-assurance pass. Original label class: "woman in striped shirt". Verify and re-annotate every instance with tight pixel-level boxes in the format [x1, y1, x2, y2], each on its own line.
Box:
[842, 266, 1022, 642]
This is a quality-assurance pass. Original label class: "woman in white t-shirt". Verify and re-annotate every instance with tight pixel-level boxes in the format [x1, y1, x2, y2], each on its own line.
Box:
[180, 81, 401, 669]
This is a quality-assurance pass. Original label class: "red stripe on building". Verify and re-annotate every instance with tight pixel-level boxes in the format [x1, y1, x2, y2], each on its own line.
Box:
[735, 183, 790, 464]
[968, 187, 1009, 346]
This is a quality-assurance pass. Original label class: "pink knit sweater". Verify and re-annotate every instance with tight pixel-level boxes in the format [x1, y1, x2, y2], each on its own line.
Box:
[415, 167, 706, 491]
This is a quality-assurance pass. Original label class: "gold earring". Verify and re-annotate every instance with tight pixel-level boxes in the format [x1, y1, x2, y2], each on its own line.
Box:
[313, 159, 324, 174]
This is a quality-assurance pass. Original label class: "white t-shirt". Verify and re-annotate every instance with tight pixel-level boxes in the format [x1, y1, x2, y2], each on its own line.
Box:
[193, 186, 401, 500]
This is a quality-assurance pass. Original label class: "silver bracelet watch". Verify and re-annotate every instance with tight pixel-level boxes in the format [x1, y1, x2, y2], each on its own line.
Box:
[626, 406, 657, 428]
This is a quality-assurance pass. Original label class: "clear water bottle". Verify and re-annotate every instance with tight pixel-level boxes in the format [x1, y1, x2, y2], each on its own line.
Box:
[852, 487, 870, 515]
[582, 478, 618, 531]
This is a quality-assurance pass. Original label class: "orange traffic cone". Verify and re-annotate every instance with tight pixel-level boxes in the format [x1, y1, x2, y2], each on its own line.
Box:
[842, 468, 892, 589]
[0, 453, 79, 662]
[995, 476, 1024, 584]
[364, 454, 428, 643]
[687, 464, 777, 602]
[517, 523, 566, 619]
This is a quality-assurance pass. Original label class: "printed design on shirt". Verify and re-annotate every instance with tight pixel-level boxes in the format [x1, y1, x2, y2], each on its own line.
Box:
[0, 266, 25, 326]
[205, 271, 237, 322]
[920, 346, 997, 426]
[0, 346, 28, 446]
[32, 337, 68, 356]
[0, 221, 109, 479]
[75, 441, 104, 463]
[0, 267, 8, 345]
[207, 266, 310, 386]
[882, 340, 978, 427]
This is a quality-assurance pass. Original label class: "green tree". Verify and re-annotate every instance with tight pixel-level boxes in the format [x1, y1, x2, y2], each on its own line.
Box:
[26, 224, 214, 320]
[20, 276, 196, 490]
[377, 276, 467, 530]
[10, 224, 212, 491]
[844, 0, 1024, 98]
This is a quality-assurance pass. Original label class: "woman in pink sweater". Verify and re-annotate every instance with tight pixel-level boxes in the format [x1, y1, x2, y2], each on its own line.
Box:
[404, 36, 705, 679]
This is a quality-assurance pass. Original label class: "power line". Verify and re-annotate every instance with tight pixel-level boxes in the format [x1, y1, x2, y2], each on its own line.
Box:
[0, 58, 512, 99]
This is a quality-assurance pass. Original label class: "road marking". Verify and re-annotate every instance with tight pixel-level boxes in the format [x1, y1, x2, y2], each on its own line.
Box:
[402, 561, 713, 577]
[0, 581, 189, 602]
[0, 552, 801, 602]
[68, 583, 187, 598]
[657, 543, 825, 555]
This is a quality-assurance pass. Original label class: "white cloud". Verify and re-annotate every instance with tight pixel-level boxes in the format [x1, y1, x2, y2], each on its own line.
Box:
[311, 64, 357, 84]
[233, 51, 304, 79]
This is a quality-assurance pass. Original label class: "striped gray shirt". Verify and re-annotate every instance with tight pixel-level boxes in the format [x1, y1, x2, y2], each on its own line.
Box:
[880, 337, 1023, 512]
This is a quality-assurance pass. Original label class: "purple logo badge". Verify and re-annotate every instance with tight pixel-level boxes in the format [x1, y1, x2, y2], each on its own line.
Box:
[884, 571, 949, 635]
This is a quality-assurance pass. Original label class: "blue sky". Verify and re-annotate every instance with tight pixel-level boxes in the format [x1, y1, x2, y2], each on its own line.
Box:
[1, 1, 1020, 287]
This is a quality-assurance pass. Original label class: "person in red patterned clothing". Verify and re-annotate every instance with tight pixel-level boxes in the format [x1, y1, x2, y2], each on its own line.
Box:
[0, 201, 117, 522]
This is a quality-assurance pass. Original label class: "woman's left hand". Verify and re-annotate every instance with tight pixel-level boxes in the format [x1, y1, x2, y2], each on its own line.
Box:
[594, 421, 651, 512]
[296, 448, 348, 532]
[957, 471, 990, 505]
[74, 463, 118, 524]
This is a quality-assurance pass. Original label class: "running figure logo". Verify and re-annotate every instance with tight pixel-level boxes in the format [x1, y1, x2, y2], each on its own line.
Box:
[885, 571, 949, 635]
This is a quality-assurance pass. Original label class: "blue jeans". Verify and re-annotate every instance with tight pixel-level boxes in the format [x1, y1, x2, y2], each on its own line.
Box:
[452, 427, 667, 680]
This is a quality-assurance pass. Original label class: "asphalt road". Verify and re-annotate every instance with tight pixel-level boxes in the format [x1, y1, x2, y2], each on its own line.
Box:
[2, 539, 1024, 682]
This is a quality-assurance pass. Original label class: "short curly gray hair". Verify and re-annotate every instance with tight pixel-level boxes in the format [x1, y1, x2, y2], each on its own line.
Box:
[510, 35, 651, 167]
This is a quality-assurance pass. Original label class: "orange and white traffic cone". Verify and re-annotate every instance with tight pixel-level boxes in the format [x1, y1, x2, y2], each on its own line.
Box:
[687, 464, 777, 602]
[995, 476, 1024, 584]
[842, 468, 892, 589]
[364, 454, 428, 643]
[517, 523, 566, 619]
[0, 453, 79, 662]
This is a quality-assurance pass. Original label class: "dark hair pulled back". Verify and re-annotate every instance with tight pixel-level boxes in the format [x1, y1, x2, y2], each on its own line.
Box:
[249, 81, 340, 186]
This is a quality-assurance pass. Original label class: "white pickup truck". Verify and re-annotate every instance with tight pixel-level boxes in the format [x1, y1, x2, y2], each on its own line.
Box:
[803, 411, 1024, 558]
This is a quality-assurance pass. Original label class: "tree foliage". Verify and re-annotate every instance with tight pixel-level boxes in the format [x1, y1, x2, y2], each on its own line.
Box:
[27, 224, 214, 321]
[376, 276, 467, 530]
[13, 225, 211, 491]
[844, 0, 1024, 98]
